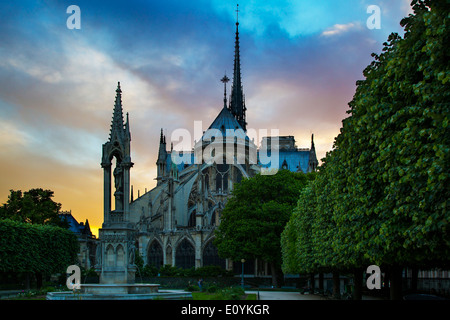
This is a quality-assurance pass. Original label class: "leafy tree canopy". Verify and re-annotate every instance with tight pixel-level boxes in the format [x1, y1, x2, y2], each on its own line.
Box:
[215, 170, 314, 285]
[0, 188, 68, 228]
[281, 0, 449, 299]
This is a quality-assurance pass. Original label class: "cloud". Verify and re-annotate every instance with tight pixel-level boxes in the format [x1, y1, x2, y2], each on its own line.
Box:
[211, 0, 367, 38]
[321, 22, 362, 37]
[0, 56, 63, 84]
[402, 0, 414, 15]
[0, 118, 31, 148]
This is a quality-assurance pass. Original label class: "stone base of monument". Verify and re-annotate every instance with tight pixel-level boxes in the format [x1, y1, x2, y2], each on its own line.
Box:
[46, 283, 192, 300]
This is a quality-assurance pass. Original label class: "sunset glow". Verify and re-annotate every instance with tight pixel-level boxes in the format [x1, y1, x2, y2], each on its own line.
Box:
[0, 1, 413, 237]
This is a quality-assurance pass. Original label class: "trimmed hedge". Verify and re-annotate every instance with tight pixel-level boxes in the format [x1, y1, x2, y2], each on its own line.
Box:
[0, 219, 79, 274]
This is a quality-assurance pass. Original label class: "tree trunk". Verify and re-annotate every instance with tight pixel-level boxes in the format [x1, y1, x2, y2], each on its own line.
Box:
[25, 272, 31, 290]
[390, 266, 403, 300]
[383, 267, 390, 298]
[35, 272, 43, 289]
[353, 269, 363, 300]
[411, 267, 418, 292]
[318, 273, 324, 293]
[332, 271, 341, 299]
[310, 273, 315, 293]
[297, 273, 302, 289]
[270, 263, 278, 288]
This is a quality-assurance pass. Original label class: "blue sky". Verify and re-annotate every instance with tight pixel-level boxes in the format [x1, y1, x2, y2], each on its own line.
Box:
[0, 0, 413, 234]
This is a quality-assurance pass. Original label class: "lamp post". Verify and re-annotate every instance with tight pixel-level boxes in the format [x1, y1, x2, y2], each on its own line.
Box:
[241, 259, 245, 289]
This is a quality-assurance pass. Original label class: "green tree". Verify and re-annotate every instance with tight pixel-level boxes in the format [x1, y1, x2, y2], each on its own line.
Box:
[0, 188, 67, 228]
[337, 0, 449, 299]
[281, 0, 449, 300]
[214, 170, 313, 287]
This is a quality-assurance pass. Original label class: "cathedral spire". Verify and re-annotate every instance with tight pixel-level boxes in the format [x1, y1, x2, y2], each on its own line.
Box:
[229, 4, 247, 131]
[156, 128, 168, 185]
[308, 134, 319, 172]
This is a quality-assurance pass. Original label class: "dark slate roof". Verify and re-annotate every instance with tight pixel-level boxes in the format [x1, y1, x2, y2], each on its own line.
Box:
[204, 106, 247, 140]
[258, 150, 311, 173]
[279, 150, 311, 173]
[59, 212, 93, 237]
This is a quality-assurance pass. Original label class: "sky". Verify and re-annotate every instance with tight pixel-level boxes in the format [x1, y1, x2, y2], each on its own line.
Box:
[0, 0, 414, 237]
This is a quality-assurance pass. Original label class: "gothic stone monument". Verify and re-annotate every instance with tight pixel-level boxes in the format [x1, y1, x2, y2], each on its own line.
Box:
[95, 82, 137, 285]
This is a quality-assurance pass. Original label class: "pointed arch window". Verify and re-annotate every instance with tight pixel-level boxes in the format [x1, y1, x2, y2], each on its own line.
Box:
[216, 164, 229, 193]
[175, 239, 195, 269]
[188, 210, 196, 228]
[116, 245, 125, 267]
[147, 241, 163, 269]
[202, 240, 226, 268]
[106, 245, 114, 267]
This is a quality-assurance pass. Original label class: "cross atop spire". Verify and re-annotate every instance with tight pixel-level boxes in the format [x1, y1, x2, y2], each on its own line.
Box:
[221, 73, 230, 109]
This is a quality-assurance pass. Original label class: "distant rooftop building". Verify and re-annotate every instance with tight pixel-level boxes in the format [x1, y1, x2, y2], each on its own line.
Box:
[60, 210, 94, 238]
[60, 210, 97, 269]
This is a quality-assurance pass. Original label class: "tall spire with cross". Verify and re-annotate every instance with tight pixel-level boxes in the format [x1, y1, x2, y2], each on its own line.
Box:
[229, 3, 247, 131]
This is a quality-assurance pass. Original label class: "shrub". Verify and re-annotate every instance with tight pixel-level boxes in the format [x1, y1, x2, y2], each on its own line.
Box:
[207, 285, 218, 293]
[195, 265, 227, 277]
[0, 219, 79, 275]
[185, 284, 200, 292]
[219, 286, 245, 300]
[159, 264, 183, 277]
[142, 264, 158, 277]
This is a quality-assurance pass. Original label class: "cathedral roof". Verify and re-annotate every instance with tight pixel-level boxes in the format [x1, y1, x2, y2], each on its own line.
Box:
[197, 106, 249, 145]
[208, 106, 245, 132]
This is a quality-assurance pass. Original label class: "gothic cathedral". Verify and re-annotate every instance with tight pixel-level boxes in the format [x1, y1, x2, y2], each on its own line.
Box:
[98, 19, 318, 277]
